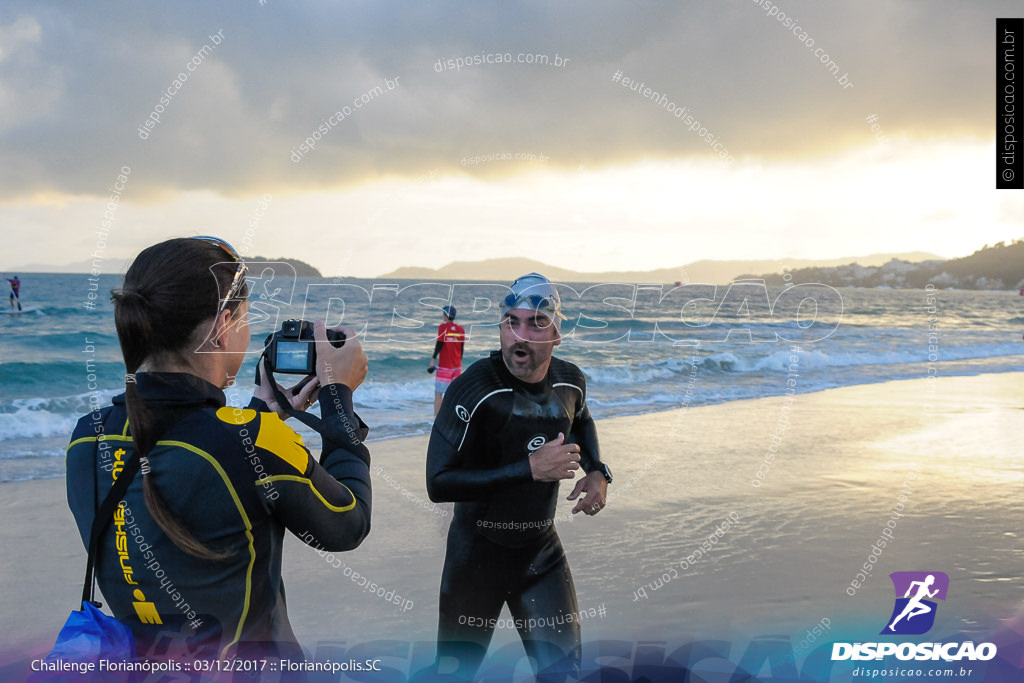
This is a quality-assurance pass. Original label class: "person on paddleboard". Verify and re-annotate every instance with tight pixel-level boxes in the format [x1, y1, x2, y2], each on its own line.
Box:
[6, 275, 22, 311]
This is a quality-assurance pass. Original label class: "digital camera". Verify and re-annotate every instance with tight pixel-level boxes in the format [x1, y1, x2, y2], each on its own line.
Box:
[263, 319, 345, 375]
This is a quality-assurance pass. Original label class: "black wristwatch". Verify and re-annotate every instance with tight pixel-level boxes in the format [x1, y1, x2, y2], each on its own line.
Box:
[594, 463, 613, 484]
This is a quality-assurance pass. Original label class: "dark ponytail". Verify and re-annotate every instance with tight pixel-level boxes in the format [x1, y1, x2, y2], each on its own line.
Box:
[112, 238, 247, 560]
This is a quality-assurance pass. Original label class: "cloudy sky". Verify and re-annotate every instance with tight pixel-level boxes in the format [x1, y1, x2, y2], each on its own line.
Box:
[1, 0, 1021, 277]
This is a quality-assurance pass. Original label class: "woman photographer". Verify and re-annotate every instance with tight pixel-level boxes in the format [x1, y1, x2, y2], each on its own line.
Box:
[65, 237, 371, 661]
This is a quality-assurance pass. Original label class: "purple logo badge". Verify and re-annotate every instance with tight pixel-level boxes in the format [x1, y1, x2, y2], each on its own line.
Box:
[881, 571, 949, 635]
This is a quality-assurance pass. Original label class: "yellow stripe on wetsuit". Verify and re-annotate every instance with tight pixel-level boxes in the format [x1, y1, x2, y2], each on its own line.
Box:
[158, 439, 257, 659]
[70, 410, 321, 657]
[258, 475, 357, 512]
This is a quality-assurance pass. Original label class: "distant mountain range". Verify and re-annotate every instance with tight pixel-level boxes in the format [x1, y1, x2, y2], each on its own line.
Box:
[376, 252, 944, 284]
[742, 240, 1024, 290]
[19, 246, 1017, 289]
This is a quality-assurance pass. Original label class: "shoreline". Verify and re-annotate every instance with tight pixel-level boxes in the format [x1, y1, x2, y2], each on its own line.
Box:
[5, 365, 1024, 483]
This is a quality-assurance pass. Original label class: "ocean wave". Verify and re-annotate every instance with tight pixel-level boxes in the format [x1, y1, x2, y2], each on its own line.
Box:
[0, 390, 121, 439]
[581, 342, 1024, 382]
[356, 378, 437, 408]
[580, 357, 695, 385]
[0, 407, 81, 440]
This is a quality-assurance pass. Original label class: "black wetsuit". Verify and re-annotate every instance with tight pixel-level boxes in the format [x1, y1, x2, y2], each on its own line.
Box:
[426, 351, 604, 678]
[66, 372, 371, 661]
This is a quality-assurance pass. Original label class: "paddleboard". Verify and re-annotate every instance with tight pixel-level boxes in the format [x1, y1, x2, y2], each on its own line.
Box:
[0, 305, 43, 315]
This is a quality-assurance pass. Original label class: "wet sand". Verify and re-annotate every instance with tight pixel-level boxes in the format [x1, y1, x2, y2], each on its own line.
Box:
[2, 373, 1022, 680]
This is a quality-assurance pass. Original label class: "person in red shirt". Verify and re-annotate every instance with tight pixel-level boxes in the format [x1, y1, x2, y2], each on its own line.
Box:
[428, 305, 465, 416]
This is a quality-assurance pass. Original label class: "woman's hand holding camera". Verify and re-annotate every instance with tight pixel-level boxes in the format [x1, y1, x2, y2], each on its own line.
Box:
[314, 321, 368, 391]
[255, 362, 321, 418]
[255, 321, 366, 420]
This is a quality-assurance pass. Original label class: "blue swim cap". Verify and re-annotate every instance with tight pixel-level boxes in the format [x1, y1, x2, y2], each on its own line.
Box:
[501, 273, 566, 330]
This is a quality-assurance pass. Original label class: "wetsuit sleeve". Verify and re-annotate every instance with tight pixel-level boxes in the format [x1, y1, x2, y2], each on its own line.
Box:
[426, 383, 532, 502]
[66, 412, 105, 546]
[573, 404, 603, 475]
[426, 428, 533, 502]
[432, 339, 444, 359]
[262, 383, 371, 551]
[245, 392, 368, 446]
[570, 374, 604, 475]
[246, 396, 269, 412]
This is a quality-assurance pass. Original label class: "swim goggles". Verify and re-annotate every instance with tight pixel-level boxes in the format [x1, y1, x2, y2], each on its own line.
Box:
[501, 273, 567, 326]
[191, 235, 248, 318]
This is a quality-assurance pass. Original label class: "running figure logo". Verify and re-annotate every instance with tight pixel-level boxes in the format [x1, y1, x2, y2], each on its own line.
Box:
[881, 571, 949, 635]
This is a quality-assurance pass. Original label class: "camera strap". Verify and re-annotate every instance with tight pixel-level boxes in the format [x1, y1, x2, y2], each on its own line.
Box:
[84, 450, 140, 606]
[256, 353, 369, 454]
[257, 354, 329, 433]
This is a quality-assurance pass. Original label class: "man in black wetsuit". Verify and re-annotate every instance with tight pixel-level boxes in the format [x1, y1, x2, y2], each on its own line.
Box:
[426, 272, 612, 680]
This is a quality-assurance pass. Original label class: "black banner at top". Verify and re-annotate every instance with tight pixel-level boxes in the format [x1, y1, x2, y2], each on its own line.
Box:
[997, 18, 1023, 189]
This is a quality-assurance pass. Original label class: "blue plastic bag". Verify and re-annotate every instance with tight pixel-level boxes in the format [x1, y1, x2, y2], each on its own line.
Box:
[38, 601, 135, 675]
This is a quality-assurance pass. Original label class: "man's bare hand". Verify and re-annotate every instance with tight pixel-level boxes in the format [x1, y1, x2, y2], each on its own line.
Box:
[529, 432, 580, 482]
[567, 470, 608, 515]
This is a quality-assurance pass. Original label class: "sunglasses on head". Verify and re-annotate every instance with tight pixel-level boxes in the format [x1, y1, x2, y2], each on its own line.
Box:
[191, 235, 248, 318]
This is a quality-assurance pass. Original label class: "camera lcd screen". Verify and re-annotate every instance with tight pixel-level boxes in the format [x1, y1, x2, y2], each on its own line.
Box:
[275, 341, 311, 372]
